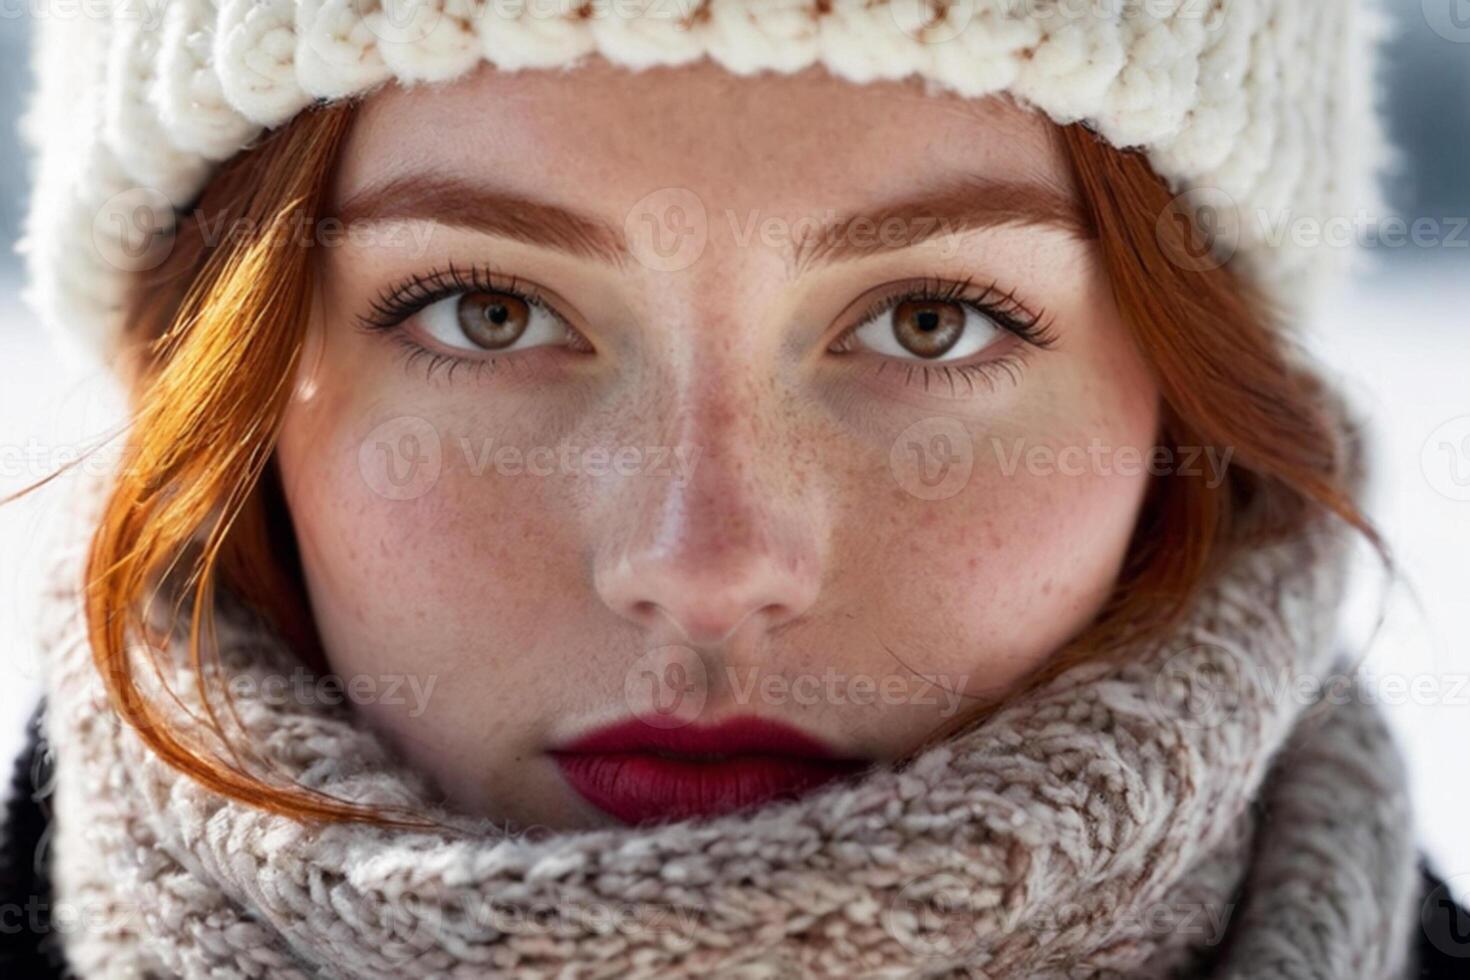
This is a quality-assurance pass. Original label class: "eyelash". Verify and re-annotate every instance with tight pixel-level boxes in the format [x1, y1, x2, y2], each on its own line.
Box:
[358, 265, 1057, 390]
[357, 262, 579, 382]
[829, 276, 1058, 395]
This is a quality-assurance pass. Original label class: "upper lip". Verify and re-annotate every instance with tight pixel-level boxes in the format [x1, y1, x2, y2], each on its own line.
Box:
[551, 715, 853, 760]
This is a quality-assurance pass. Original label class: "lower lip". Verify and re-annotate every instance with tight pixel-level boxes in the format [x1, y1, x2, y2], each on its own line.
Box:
[551, 722, 865, 825]
[553, 754, 861, 825]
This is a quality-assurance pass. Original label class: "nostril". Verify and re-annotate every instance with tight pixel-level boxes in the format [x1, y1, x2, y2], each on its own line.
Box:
[628, 599, 661, 625]
[763, 602, 797, 628]
[596, 544, 821, 646]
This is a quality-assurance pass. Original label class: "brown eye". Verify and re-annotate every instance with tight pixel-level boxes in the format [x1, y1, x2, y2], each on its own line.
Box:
[892, 299, 966, 358]
[457, 291, 530, 350]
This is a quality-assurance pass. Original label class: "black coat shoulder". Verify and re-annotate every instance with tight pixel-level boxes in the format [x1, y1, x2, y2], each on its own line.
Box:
[2, 699, 1467, 979]
[0, 701, 68, 978]
[1417, 863, 1470, 977]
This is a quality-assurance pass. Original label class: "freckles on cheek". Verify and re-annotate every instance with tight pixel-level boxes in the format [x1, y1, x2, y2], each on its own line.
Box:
[290, 478, 441, 642]
[882, 457, 1148, 676]
[289, 413, 578, 661]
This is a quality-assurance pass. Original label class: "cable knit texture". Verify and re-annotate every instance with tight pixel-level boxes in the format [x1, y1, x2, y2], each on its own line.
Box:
[18, 0, 1393, 365]
[33, 430, 1421, 978]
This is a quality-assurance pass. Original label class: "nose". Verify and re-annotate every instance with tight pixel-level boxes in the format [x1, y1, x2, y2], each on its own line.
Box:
[593, 420, 822, 648]
[598, 537, 819, 647]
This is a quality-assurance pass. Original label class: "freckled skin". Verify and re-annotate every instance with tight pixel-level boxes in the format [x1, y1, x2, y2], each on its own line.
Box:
[274, 59, 1161, 829]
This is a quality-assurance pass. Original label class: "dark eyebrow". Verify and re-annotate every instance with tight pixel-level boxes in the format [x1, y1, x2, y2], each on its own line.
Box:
[334, 172, 1088, 273]
[792, 176, 1091, 274]
[334, 173, 631, 268]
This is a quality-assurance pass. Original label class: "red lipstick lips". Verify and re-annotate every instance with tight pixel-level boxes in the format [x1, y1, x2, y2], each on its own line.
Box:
[551, 717, 866, 825]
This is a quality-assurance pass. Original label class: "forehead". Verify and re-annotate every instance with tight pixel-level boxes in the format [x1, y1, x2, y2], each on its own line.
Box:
[335, 58, 1074, 217]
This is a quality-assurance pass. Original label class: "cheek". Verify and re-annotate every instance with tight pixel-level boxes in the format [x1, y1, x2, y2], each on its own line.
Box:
[860, 461, 1147, 695]
[275, 394, 598, 816]
[274, 389, 580, 683]
[839, 371, 1159, 700]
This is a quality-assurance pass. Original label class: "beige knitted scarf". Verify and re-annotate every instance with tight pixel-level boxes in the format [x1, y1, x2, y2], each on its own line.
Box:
[35, 468, 1420, 979]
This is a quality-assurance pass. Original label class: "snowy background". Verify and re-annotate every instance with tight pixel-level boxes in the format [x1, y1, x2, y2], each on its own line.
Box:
[1, 5, 1467, 897]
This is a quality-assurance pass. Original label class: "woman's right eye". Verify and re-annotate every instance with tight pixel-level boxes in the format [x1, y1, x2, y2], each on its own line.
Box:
[415, 289, 571, 353]
[846, 297, 1007, 362]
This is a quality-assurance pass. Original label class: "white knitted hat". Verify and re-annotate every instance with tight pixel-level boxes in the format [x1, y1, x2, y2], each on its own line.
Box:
[19, 0, 1393, 366]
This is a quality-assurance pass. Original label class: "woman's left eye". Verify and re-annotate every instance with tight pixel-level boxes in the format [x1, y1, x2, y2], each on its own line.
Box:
[847, 298, 1005, 362]
[417, 289, 568, 353]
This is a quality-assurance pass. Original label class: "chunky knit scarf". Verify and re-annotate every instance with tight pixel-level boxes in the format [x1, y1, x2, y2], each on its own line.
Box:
[36, 467, 1420, 979]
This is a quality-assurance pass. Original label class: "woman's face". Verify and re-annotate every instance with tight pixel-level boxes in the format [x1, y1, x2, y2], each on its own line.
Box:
[276, 60, 1160, 829]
